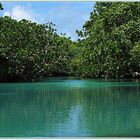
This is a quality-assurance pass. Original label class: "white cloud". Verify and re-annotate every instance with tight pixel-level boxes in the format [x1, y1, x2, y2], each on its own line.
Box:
[3, 5, 36, 22]
[3, 11, 10, 17]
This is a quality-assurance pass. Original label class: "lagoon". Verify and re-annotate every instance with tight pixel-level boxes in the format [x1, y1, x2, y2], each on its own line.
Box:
[0, 78, 140, 137]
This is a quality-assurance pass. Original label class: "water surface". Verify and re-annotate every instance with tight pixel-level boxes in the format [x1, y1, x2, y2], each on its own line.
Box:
[0, 78, 140, 137]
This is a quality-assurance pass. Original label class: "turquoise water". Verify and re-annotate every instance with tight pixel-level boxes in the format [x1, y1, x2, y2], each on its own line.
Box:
[0, 78, 140, 137]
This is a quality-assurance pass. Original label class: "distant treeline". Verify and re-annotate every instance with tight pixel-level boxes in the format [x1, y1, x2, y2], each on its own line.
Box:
[0, 2, 140, 82]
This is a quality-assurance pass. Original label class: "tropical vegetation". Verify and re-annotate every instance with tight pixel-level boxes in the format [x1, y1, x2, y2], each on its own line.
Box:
[0, 2, 140, 82]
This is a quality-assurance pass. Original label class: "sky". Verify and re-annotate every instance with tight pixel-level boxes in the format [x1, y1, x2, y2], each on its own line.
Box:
[0, 2, 94, 40]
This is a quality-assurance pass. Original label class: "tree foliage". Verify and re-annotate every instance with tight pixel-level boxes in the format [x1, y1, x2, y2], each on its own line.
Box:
[0, 2, 140, 82]
[72, 2, 140, 79]
[0, 17, 72, 81]
[0, 3, 3, 10]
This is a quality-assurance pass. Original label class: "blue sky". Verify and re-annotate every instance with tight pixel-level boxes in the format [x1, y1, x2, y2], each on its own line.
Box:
[0, 2, 94, 40]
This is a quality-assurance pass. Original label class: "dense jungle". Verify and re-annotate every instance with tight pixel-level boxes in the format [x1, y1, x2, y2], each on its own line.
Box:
[0, 2, 140, 82]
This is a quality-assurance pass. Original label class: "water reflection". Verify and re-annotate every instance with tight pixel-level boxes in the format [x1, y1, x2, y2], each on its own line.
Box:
[0, 79, 140, 137]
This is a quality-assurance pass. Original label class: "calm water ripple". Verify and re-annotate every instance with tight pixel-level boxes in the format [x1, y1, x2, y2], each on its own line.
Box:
[0, 78, 140, 137]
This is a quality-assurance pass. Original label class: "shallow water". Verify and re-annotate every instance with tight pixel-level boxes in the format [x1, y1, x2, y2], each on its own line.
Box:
[0, 78, 140, 137]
